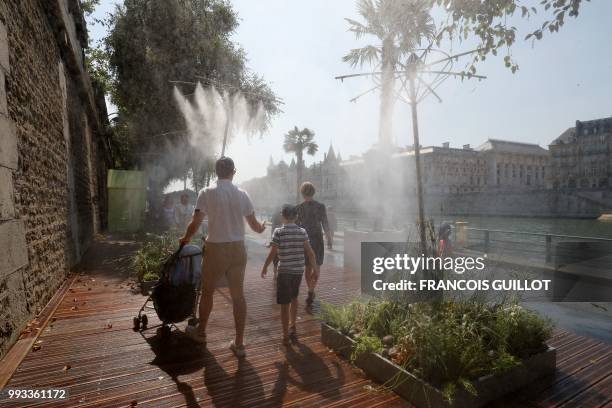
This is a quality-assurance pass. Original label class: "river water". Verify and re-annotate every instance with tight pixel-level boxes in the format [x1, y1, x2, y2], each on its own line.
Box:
[436, 215, 612, 240]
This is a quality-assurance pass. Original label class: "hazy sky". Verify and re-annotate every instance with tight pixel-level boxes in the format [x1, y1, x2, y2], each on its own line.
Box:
[88, 1, 612, 186]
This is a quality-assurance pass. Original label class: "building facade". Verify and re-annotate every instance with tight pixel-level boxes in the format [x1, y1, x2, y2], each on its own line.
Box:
[549, 117, 612, 189]
[244, 139, 552, 212]
[0, 0, 110, 358]
[479, 139, 549, 190]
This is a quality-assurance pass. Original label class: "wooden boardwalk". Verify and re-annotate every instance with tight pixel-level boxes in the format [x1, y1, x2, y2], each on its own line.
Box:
[0, 236, 611, 407]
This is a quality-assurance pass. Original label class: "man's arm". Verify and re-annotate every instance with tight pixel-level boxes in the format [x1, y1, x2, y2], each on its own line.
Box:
[179, 211, 205, 245]
[246, 213, 266, 234]
[320, 206, 332, 248]
[261, 245, 277, 278]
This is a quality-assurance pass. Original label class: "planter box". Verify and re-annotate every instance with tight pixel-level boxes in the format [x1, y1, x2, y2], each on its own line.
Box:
[140, 280, 158, 295]
[321, 323, 556, 408]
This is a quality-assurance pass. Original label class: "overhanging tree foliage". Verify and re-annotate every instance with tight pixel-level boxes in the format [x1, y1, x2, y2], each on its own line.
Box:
[344, 0, 435, 148]
[431, 0, 590, 74]
[87, 0, 280, 187]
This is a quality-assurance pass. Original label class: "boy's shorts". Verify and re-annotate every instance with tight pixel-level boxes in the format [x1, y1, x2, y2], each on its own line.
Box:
[277, 274, 302, 304]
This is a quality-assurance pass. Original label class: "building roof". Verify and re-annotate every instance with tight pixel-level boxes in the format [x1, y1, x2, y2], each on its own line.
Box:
[550, 127, 576, 146]
[550, 116, 612, 146]
[478, 139, 548, 156]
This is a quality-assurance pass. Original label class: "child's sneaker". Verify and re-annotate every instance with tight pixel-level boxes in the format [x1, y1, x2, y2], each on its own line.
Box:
[229, 340, 246, 358]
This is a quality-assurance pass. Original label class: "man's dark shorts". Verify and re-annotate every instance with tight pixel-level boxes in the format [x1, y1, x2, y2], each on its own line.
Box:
[277, 274, 303, 304]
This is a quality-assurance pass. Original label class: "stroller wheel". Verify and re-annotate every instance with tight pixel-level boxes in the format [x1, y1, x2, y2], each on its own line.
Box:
[132, 316, 140, 331]
[187, 317, 199, 327]
[140, 314, 148, 328]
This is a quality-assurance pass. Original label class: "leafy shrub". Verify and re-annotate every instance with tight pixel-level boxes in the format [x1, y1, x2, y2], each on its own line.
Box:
[134, 233, 180, 282]
[319, 299, 552, 402]
[494, 304, 553, 358]
[352, 335, 383, 360]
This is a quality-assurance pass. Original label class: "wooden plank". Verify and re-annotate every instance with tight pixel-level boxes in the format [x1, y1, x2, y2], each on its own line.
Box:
[557, 374, 611, 408]
[0, 275, 75, 388]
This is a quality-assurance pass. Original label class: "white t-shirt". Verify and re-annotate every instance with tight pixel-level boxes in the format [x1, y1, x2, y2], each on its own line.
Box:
[195, 179, 254, 243]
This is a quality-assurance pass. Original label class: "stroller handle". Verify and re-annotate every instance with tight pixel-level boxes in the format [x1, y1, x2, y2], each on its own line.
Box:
[174, 243, 186, 258]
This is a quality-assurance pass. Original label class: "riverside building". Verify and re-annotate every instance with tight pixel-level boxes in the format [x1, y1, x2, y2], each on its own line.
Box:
[243, 117, 612, 218]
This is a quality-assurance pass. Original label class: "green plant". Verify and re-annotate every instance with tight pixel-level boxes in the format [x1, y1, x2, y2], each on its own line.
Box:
[352, 335, 383, 361]
[134, 233, 179, 282]
[494, 304, 553, 358]
[320, 299, 553, 403]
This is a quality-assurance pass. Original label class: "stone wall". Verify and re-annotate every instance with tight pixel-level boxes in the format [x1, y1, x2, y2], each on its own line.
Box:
[0, 0, 108, 358]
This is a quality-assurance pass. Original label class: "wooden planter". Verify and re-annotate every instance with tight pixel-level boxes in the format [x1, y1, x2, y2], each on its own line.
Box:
[321, 323, 556, 408]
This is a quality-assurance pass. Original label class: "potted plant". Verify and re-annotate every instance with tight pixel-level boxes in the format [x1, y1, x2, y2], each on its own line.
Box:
[134, 233, 177, 295]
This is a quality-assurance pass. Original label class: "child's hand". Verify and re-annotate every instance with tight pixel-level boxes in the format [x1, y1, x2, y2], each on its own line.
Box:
[261, 267, 267, 279]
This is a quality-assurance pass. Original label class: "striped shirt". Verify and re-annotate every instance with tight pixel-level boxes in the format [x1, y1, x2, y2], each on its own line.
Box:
[271, 224, 308, 275]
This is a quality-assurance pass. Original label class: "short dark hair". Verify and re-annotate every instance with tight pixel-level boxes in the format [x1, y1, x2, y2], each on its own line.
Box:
[215, 156, 235, 179]
[300, 181, 316, 197]
[281, 204, 297, 220]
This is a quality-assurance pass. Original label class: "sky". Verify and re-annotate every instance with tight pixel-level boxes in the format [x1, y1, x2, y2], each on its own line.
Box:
[88, 1, 612, 187]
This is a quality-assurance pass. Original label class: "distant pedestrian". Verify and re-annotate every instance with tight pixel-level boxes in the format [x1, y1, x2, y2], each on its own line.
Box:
[261, 204, 318, 345]
[296, 182, 331, 314]
[174, 193, 194, 229]
[437, 223, 453, 257]
[161, 196, 175, 230]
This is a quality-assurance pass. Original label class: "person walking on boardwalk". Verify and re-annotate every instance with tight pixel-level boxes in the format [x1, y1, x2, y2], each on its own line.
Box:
[296, 182, 331, 314]
[179, 157, 266, 358]
[261, 204, 318, 345]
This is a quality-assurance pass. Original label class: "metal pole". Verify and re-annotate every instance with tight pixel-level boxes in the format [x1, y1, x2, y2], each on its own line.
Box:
[408, 75, 427, 256]
[221, 106, 230, 157]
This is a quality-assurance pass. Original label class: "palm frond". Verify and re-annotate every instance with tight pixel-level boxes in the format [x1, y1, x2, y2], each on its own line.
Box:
[306, 143, 319, 156]
[342, 45, 381, 68]
[345, 18, 374, 39]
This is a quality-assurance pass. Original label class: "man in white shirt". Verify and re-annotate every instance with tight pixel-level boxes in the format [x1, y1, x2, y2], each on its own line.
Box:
[179, 157, 266, 358]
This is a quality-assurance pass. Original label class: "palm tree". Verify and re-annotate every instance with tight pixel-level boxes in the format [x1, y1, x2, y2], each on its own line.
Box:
[344, 0, 435, 147]
[283, 126, 318, 203]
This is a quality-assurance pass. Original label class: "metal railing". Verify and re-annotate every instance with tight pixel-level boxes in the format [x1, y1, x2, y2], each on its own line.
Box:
[458, 226, 612, 271]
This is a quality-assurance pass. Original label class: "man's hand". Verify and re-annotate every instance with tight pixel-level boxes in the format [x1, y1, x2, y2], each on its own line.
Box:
[327, 240, 332, 250]
[179, 236, 191, 246]
[261, 267, 268, 279]
[246, 214, 266, 234]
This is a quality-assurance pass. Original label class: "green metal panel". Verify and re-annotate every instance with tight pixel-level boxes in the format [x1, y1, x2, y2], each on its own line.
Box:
[107, 170, 147, 232]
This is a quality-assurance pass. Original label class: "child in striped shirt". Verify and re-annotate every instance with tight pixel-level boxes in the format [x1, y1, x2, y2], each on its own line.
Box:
[261, 204, 318, 345]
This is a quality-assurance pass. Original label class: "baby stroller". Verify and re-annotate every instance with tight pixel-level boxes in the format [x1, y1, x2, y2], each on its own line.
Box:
[133, 244, 203, 338]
